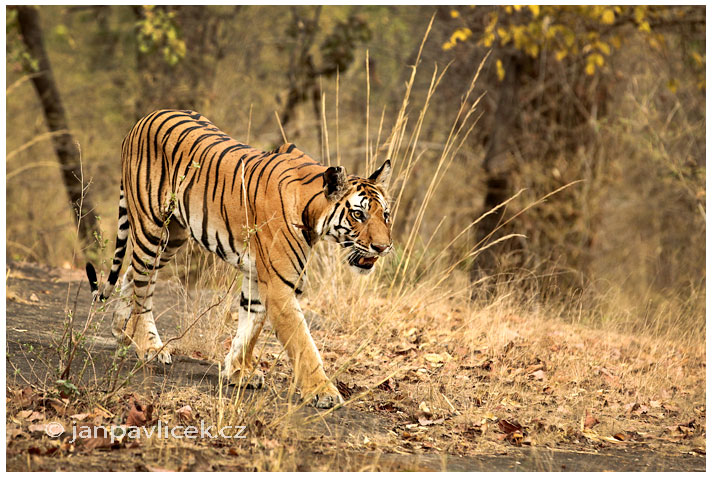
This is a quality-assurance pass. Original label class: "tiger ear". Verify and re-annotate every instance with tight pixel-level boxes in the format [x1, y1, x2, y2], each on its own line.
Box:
[368, 159, 391, 188]
[323, 166, 349, 201]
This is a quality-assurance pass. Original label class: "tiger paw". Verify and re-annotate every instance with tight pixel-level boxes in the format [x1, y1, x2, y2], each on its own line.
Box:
[148, 347, 172, 365]
[226, 368, 264, 389]
[308, 383, 344, 409]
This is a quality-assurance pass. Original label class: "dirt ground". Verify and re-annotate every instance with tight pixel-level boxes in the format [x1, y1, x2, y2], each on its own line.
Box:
[5, 261, 705, 471]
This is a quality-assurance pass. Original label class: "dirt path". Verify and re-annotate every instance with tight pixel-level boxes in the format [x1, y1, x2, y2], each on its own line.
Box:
[6, 262, 705, 471]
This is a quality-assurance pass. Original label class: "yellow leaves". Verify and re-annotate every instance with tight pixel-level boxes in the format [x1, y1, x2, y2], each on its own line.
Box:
[600, 9, 616, 25]
[509, 24, 527, 49]
[442, 27, 473, 51]
[634, 5, 646, 24]
[666, 79, 679, 94]
[482, 32, 496, 48]
[596, 41, 611, 56]
[691, 51, 705, 67]
[525, 43, 539, 58]
[585, 53, 605, 75]
[480, 11, 499, 47]
[443, 5, 658, 65]
[496, 59, 506, 82]
[497, 27, 509, 42]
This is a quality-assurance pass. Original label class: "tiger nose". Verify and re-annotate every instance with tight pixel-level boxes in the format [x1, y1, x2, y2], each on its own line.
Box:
[371, 243, 390, 254]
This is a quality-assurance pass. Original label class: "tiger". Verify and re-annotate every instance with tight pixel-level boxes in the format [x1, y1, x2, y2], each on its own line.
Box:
[85, 109, 393, 408]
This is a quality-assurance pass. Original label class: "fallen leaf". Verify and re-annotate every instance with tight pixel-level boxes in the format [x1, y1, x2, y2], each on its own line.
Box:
[583, 410, 599, 430]
[29, 293, 40, 302]
[29, 411, 45, 422]
[424, 353, 445, 366]
[28, 423, 54, 435]
[44, 397, 71, 416]
[16, 410, 33, 420]
[497, 419, 523, 434]
[417, 416, 445, 426]
[127, 397, 153, 427]
[176, 405, 193, 422]
[393, 344, 415, 355]
[28, 446, 59, 456]
[525, 363, 544, 374]
[12, 387, 39, 408]
[375, 401, 398, 413]
[377, 378, 396, 392]
[461, 357, 493, 370]
[336, 381, 364, 400]
[418, 401, 432, 416]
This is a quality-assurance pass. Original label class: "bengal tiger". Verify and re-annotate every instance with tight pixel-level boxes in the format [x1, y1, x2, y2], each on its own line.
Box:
[85, 109, 392, 408]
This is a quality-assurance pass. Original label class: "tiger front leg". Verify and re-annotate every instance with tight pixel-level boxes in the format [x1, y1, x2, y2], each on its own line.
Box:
[223, 273, 266, 389]
[267, 284, 343, 409]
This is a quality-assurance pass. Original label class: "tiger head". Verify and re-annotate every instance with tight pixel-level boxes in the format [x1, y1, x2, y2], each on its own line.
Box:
[321, 160, 393, 274]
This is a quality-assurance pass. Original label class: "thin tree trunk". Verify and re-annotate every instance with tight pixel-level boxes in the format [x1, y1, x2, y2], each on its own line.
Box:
[15, 6, 98, 246]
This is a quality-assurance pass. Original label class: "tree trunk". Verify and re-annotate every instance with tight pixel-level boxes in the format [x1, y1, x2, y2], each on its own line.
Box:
[15, 6, 98, 247]
[474, 52, 522, 276]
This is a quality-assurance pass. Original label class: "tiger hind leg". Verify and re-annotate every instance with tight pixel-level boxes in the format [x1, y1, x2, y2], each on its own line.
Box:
[119, 220, 188, 364]
[111, 265, 134, 346]
[224, 263, 266, 388]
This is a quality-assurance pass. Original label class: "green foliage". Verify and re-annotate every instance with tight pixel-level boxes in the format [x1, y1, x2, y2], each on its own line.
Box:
[136, 6, 186, 66]
[55, 378, 79, 397]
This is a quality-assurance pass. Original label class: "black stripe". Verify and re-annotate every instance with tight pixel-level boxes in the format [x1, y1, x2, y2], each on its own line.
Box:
[240, 291, 261, 306]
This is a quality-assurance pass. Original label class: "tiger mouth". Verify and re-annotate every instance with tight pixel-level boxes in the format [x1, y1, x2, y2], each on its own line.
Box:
[348, 252, 379, 270]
